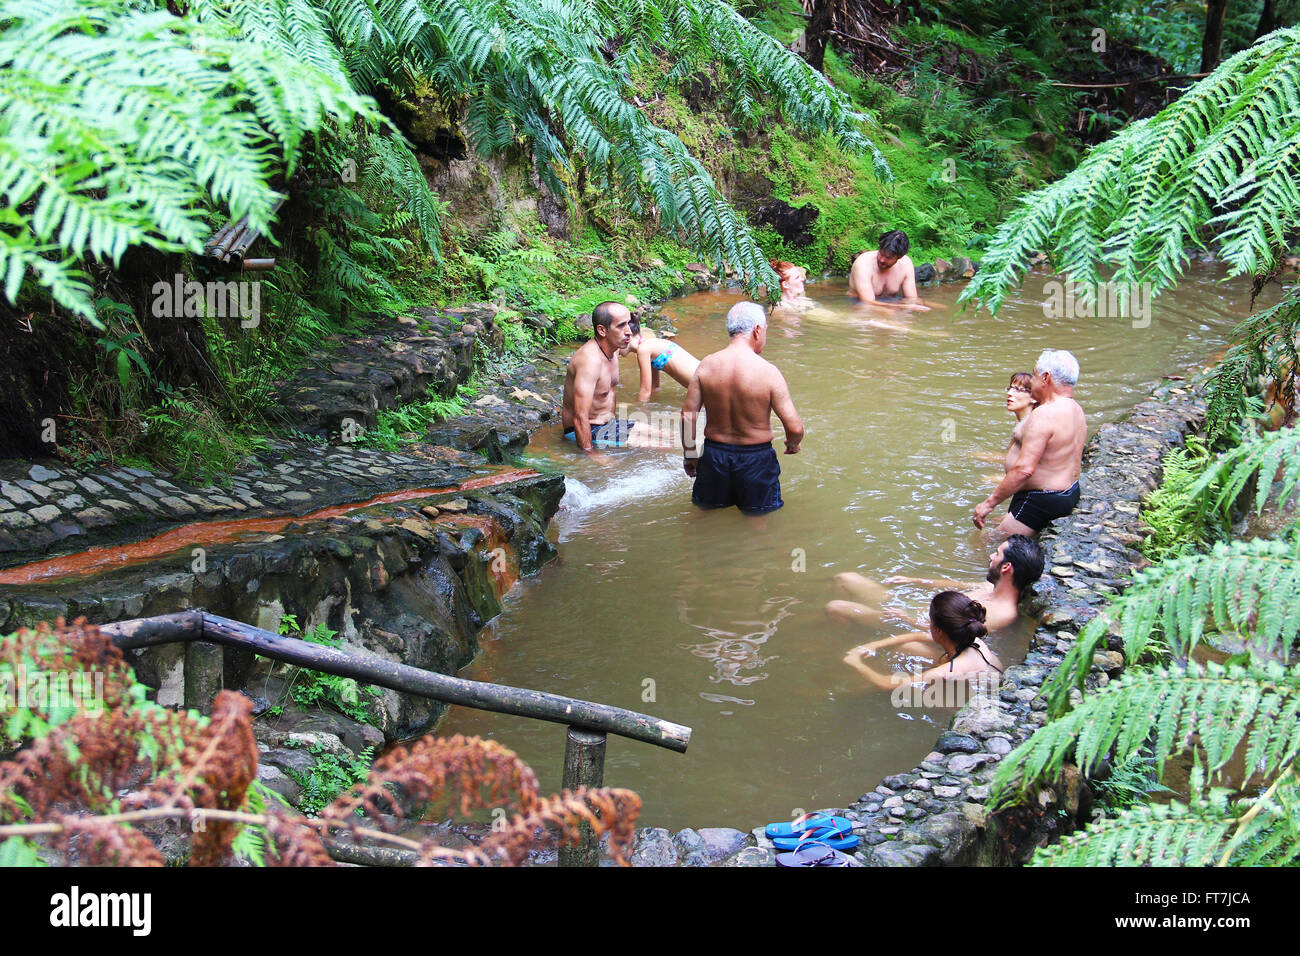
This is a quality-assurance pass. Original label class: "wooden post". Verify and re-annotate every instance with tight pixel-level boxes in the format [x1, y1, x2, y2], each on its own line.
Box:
[557, 726, 607, 867]
[183, 641, 223, 715]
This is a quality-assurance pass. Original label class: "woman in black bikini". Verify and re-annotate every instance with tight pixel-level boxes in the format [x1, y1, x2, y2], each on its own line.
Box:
[842, 591, 1002, 689]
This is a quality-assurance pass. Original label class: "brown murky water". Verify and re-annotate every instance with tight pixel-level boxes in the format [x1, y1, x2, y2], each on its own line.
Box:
[438, 266, 1265, 830]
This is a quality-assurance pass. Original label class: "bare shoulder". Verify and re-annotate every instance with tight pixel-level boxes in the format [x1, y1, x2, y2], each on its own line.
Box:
[572, 341, 604, 373]
[756, 353, 783, 379]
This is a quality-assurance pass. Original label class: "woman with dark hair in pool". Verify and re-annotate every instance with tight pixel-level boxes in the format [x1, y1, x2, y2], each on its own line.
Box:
[624, 317, 700, 402]
[842, 590, 1002, 690]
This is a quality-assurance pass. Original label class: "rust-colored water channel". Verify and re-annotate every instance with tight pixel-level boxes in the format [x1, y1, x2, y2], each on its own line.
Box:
[0, 468, 539, 586]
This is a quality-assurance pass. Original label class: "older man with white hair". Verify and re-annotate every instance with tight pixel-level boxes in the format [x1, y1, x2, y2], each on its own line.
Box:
[973, 349, 1086, 536]
[681, 301, 804, 515]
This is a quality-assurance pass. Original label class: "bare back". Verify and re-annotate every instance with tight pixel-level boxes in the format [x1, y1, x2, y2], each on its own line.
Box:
[963, 584, 1019, 632]
[1022, 397, 1086, 490]
[696, 347, 780, 444]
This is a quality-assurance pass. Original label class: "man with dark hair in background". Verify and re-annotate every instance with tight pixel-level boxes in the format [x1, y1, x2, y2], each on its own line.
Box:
[848, 229, 930, 310]
[826, 535, 1045, 632]
[562, 301, 633, 452]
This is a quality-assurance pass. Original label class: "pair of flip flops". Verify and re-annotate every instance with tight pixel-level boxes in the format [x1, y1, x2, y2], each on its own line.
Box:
[766, 813, 860, 862]
[774, 834, 858, 867]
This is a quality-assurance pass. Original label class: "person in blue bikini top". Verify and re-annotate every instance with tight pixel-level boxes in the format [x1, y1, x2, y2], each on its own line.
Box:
[625, 317, 700, 402]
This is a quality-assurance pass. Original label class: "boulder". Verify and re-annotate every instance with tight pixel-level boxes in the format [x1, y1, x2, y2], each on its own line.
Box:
[751, 199, 820, 247]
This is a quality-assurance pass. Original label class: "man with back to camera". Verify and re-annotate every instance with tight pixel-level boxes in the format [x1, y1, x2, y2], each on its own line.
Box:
[681, 301, 804, 515]
[973, 349, 1087, 537]
[847, 230, 930, 310]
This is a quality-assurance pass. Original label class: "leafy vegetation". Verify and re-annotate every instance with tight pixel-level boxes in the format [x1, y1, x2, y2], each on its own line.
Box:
[275, 616, 378, 724]
[966, 22, 1300, 860]
[285, 745, 376, 817]
[1138, 435, 1225, 561]
[988, 419, 1300, 864]
[964, 26, 1300, 317]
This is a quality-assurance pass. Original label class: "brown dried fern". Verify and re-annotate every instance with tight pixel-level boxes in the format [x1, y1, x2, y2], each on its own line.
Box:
[420, 787, 643, 867]
[0, 621, 643, 867]
[322, 733, 540, 830]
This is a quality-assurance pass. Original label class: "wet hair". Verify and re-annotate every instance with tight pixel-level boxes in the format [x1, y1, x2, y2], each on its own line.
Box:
[726, 301, 767, 336]
[592, 301, 622, 336]
[1009, 371, 1034, 393]
[628, 317, 641, 337]
[930, 591, 988, 653]
[770, 259, 805, 280]
[1036, 349, 1080, 387]
[878, 230, 910, 257]
[1000, 534, 1046, 592]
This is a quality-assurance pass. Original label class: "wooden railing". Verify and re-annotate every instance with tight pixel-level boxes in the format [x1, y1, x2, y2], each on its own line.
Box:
[101, 610, 692, 867]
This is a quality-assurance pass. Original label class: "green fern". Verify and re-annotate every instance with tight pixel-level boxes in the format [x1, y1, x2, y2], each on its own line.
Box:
[992, 659, 1300, 807]
[218, 0, 887, 292]
[0, 0, 377, 321]
[1045, 536, 1300, 712]
[1030, 790, 1239, 866]
[1187, 423, 1300, 520]
[1139, 435, 1224, 562]
[1030, 767, 1300, 867]
[1205, 289, 1300, 437]
[963, 27, 1300, 315]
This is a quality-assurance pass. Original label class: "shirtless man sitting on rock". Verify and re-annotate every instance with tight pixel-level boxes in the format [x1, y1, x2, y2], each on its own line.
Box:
[681, 301, 804, 515]
[826, 535, 1045, 633]
[847, 230, 930, 311]
[562, 301, 675, 452]
[973, 349, 1087, 537]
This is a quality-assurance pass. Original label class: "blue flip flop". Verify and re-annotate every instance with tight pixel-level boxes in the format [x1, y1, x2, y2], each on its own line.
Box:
[775, 836, 857, 867]
[764, 813, 854, 840]
[772, 829, 858, 852]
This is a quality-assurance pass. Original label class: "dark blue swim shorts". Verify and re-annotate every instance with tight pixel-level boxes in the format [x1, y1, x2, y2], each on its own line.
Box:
[563, 418, 635, 447]
[692, 439, 783, 515]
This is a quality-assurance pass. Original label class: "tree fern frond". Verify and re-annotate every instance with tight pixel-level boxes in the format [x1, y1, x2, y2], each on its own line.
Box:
[1043, 536, 1300, 717]
[0, 0, 380, 318]
[992, 660, 1300, 807]
[1030, 791, 1238, 866]
[1187, 424, 1300, 519]
[963, 27, 1300, 316]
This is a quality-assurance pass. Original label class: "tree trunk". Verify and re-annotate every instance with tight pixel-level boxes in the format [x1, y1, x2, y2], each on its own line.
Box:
[1201, 0, 1229, 73]
[802, 0, 832, 73]
[1255, 0, 1280, 39]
